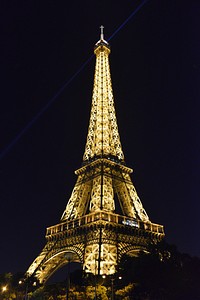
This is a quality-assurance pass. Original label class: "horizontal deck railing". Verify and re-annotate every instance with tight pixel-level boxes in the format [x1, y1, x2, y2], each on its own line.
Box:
[46, 211, 164, 236]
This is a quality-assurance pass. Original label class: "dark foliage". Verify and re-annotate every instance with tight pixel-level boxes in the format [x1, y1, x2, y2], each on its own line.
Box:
[119, 240, 200, 299]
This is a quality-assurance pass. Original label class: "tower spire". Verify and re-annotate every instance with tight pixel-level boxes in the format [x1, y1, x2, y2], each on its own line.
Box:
[100, 25, 104, 40]
[83, 27, 124, 163]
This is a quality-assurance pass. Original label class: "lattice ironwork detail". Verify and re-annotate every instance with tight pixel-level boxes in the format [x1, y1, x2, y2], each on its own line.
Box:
[83, 41, 124, 163]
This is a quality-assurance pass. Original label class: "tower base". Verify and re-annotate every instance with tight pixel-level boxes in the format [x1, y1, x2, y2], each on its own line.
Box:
[26, 211, 164, 283]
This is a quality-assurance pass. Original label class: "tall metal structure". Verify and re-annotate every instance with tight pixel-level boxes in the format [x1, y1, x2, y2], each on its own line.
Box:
[26, 28, 164, 284]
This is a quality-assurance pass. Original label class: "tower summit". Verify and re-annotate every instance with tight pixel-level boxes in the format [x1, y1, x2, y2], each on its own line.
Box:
[83, 26, 124, 164]
[26, 29, 164, 283]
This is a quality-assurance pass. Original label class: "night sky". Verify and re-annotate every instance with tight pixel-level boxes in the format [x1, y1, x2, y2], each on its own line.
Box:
[1, 0, 200, 276]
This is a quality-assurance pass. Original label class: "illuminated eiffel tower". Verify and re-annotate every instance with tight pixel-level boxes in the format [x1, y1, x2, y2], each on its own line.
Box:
[26, 27, 164, 283]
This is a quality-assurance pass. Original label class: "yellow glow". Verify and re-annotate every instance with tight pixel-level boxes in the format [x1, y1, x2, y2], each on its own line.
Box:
[2, 286, 7, 292]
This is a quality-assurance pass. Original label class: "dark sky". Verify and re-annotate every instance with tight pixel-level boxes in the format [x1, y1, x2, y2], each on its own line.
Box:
[0, 0, 200, 276]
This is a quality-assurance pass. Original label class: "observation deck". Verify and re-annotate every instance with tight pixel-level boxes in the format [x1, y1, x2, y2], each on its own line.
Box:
[46, 211, 164, 240]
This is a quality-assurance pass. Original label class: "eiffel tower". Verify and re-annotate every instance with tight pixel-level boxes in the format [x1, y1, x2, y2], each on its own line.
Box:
[26, 27, 164, 284]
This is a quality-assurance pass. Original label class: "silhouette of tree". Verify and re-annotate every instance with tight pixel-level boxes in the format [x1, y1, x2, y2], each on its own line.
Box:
[119, 240, 200, 299]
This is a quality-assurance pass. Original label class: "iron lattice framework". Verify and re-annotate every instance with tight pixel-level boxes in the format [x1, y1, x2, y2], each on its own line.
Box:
[26, 30, 164, 284]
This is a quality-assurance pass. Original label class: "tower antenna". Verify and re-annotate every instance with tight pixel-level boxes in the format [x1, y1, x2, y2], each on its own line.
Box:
[100, 25, 104, 40]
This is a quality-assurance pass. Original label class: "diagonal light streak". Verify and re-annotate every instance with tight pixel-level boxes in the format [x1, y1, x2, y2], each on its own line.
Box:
[0, 0, 149, 160]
